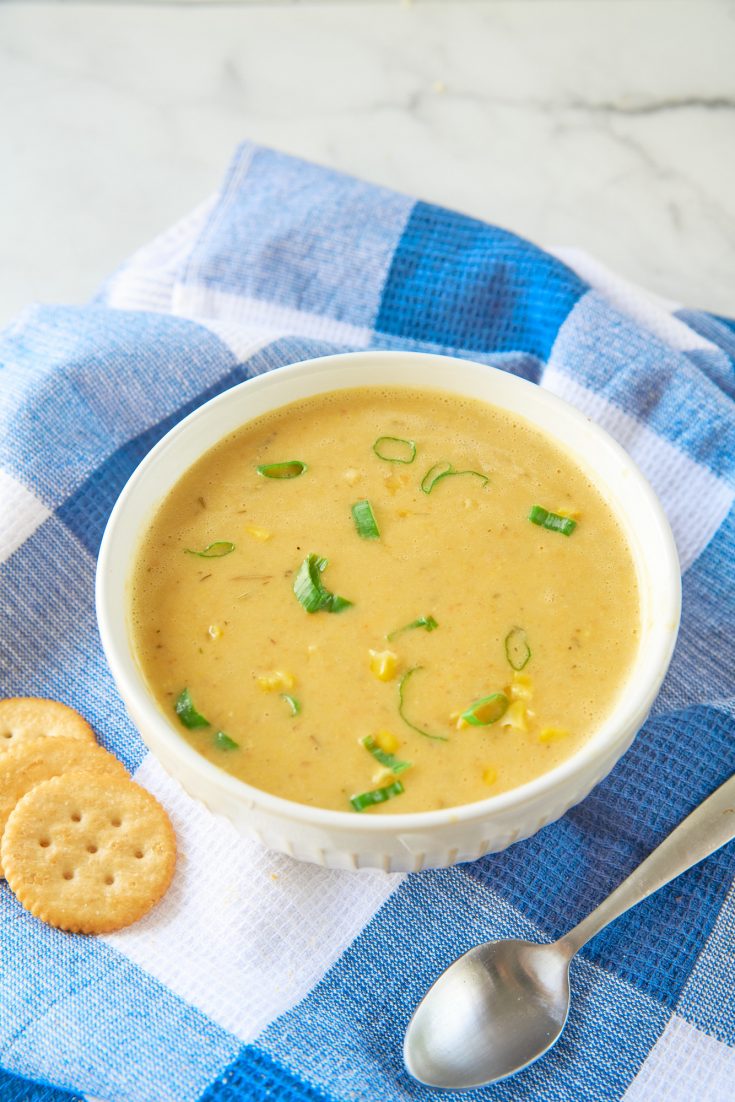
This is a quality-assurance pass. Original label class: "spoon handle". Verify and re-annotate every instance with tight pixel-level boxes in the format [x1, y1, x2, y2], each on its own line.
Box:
[559, 772, 735, 955]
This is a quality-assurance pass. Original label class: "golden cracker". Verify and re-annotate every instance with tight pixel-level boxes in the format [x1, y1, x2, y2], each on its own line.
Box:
[0, 737, 128, 878]
[2, 772, 176, 934]
[0, 698, 96, 756]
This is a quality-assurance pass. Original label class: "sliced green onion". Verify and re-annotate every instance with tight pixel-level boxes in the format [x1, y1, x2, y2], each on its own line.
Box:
[350, 780, 405, 812]
[175, 688, 210, 729]
[293, 554, 330, 612]
[361, 735, 412, 775]
[420, 461, 452, 493]
[351, 499, 380, 540]
[460, 692, 509, 727]
[386, 615, 439, 642]
[185, 541, 235, 558]
[293, 553, 353, 614]
[214, 730, 239, 751]
[372, 436, 416, 464]
[505, 627, 531, 671]
[528, 505, 577, 537]
[398, 666, 448, 741]
[281, 693, 301, 717]
[420, 461, 489, 494]
[257, 461, 308, 479]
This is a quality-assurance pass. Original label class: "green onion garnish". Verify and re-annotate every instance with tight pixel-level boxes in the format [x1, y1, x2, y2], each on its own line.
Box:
[175, 688, 210, 729]
[351, 499, 381, 540]
[505, 627, 531, 671]
[398, 666, 448, 741]
[372, 436, 416, 464]
[257, 461, 308, 479]
[293, 553, 353, 614]
[420, 462, 489, 494]
[350, 780, 405, 812]
[459, 693, 509, 727]
[420, 461, 452, 492]
[361, 735, 412, 775]
[386, 615, 439, 642]
[281, 693, 301, 717]
[214, 731, 239, 750]
[185, 541, 235, 558]
[528, 505, 577, 536]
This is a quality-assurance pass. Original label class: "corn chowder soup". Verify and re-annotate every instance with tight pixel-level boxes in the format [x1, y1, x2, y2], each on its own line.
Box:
[130, 387, 640, 815]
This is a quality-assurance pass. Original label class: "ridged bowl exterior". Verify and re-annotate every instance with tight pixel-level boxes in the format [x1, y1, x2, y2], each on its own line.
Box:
[125, 696, 645, 872]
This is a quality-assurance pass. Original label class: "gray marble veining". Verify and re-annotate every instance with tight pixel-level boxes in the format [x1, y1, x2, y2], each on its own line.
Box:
[0, 0, 733, 324]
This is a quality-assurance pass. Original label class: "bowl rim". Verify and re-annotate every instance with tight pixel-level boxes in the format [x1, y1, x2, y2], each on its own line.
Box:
[96, 349, 682, 834]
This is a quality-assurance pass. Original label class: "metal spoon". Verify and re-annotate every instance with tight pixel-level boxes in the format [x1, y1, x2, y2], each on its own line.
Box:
[404, 772, 735, 1090]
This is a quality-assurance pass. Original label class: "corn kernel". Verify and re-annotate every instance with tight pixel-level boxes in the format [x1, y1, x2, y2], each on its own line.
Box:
[208, 623, 224, 640]
[482, 766, 498, 786]
[539, 727, 569, 743]
[510, 672, 533, 701]
[369, 649, 398, 682]
[450, 709, 470, 730]
[374, 729, 399, 753]
[372, 766, 393, 785]
[246, 525, 271, 542]
[256, 670, 296, 692]
[499, 699, 528, 731]
[557, 507, 581, 520]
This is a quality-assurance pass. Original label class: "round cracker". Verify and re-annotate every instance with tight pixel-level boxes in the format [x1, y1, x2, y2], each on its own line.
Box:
[2, 773, 176, 934]
[0, 698, 96, 756]
[0, 736, 128, 877]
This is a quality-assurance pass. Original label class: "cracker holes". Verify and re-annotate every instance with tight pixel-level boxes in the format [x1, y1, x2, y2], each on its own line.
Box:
[110, 817, 122, 828]
[70, 812, 82, 823]
[39, 838, 51, 848]
[86, 843, 98, 855]
[134, 849, 144, 860]
[62, 870, 74, 881]
[1, 730, 13, 740]
[104, 874, 115, 886]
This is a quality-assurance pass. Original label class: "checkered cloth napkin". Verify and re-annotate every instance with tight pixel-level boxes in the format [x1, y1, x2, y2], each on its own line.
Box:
[1, 143, 734, 1102]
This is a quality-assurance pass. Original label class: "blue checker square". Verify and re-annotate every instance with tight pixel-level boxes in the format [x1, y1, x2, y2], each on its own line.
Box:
[0, 891, 241, 1102]
[662, 505, 735, 718]
[183, 144, 414, 330]
[376, 202, 586, 360]
[549, 293, 735, 480]
[198, 1047, 335, 1102]
[0, 1068, 83, 1102]
[0, 307, 243, 509]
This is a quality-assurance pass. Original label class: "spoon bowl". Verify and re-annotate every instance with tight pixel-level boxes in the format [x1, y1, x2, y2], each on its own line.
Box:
[404, 940, 571, 1089]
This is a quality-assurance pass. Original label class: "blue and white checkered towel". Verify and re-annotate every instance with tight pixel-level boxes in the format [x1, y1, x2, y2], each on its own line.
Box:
[1, 142, 734, 1102]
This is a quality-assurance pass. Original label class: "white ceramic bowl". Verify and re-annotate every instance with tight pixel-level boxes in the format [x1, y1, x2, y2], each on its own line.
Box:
[96, 351, 680, 872]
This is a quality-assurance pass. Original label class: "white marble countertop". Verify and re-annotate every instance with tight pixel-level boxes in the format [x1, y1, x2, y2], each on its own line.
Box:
[1, 0, 733, 328]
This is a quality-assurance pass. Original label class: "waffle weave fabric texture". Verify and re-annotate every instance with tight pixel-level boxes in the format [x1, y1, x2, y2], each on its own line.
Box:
[1, 142, 734, 1102]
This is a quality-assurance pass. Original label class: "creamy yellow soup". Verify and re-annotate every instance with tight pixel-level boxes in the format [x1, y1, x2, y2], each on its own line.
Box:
[130, 387, 640, 815]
